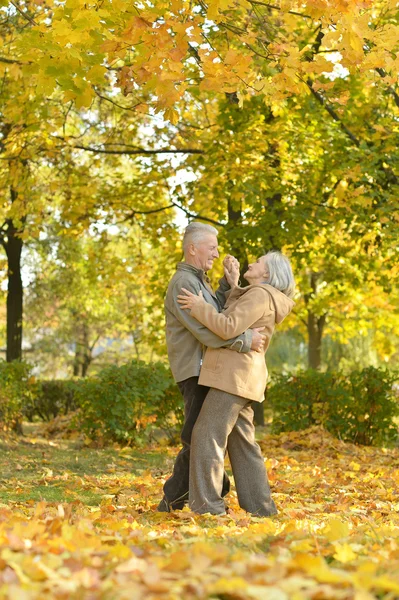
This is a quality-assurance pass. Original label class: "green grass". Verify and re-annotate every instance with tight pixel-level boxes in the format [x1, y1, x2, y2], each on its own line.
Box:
[0, 425, 170, 505]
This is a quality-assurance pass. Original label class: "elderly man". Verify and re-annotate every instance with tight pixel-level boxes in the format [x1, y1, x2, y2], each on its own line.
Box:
[158, 222, 265, 512]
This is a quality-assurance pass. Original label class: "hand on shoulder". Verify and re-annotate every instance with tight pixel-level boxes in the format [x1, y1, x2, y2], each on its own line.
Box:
[177, 288, 205, 311]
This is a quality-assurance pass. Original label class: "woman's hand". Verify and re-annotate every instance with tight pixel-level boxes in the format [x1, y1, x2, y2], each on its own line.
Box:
[177, 288, 205, 310]
[223, 254, 240, 287]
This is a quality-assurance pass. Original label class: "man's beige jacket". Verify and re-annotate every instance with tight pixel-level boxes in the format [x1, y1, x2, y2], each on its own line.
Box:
[164, 263, 253, 383]
[191, 283, 295, 402]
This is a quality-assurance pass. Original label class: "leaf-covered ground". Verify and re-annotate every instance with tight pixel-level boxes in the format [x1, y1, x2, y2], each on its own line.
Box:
[1, 425, 399, 599]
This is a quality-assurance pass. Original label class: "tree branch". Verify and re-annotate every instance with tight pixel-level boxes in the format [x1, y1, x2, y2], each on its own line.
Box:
[59, 142, 204, 155]
[0, 56, 27, 65]
[292, 310, 308, 328]
[306, 79, 361, 147]
[125, 204, 175, 219]
[125, 199, 223, 226]
[9, 1, 38, 25]
[94, 90, 145, 113]
[162, 177, 224, 226]
[375, 67, 399, 109]
[171, 201, 223, 226]
[89, 334, 101, 353]
[247, 0, 312, 19]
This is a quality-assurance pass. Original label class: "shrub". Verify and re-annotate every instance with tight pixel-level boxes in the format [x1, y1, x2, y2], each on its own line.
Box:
[73, 360, 183, 444]
[24, 380, 80, 422]
[268, 367, 399, 447]
[269, 370, 346, 434]
[0, 360, 38, 432]
[326, 367, 399, 447]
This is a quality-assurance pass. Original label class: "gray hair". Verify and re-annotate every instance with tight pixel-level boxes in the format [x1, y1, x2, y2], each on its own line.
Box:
[182, 222, 218, 253]
[263, 251, 295, 298]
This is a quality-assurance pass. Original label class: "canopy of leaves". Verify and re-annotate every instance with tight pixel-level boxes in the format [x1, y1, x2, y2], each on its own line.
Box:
[3, 0, 399, 117]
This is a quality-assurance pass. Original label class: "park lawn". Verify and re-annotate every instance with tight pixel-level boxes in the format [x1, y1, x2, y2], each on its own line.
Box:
[0, 427, 168, 506]
[0, 425, 399, 599]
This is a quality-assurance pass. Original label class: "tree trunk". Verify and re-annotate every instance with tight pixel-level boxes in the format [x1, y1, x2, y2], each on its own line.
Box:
[73, 321, 92, 377]
[81, 355, 91, 377]
[305, 273, 327, 370]
[81, 323, 92, 377]
[307, 311, 326, 369]
[73, 322, 93, 377]
[73, 342, 83, 376]
[3, 206, 24, 362]
[132, 332, 141, 360]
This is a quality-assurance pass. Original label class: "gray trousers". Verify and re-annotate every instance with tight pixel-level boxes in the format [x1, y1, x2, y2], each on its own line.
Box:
[189, 388, 278, 517]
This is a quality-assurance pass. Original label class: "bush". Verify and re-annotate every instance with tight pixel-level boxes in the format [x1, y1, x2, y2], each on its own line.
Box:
[24, 380, 80, 422]
[0, 360, 38, 432]
[73, 360, 183, 444]
[326, 367, 399, 447]
[269, 370, 345, 433]
[269, 367, 399, 447]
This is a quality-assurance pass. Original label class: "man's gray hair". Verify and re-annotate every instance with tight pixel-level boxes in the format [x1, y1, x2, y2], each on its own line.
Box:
[182, 222, 218, 252]
[263, 251, 295, 298]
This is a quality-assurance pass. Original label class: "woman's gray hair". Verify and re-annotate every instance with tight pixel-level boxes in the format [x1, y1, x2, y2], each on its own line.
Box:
[183, 222, 218, 252]
[263, 251, 295, 298]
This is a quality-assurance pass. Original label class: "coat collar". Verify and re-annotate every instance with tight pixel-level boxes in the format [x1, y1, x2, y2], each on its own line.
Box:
[176, 262, 211, 284]
[228, 283, 295, 323]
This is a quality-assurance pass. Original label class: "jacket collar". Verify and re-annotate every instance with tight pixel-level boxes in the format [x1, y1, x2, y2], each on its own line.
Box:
[229, 283, 295, 323]
[176, 262, 211, 284]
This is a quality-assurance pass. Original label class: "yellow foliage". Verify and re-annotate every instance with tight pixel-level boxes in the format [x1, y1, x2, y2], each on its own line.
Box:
[0, 426, 398, 598]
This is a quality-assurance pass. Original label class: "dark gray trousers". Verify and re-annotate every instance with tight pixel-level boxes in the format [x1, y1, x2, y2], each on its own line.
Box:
[161, 377, 230, 509]
[189, 388, 277, 516]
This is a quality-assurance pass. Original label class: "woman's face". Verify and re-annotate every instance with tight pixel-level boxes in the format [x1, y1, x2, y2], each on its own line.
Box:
[244, 256, 268, 282]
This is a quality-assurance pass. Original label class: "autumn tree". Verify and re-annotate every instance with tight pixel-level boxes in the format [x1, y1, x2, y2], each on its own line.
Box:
[5, 0, 399, 118]
[23, 225, 179, 376]
[2, 0, 398, 373]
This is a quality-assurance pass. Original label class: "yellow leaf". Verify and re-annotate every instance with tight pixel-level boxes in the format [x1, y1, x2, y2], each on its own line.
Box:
[135, 103, 149, 114]
[75, 86, 94, 109]
[63, 90, 77, 103]
[165, 550, 190, 571]
[323, 518, 350, 541]
[373, 576, 399, 593]
[333, 542, 358, 563]
[349, 461, 361, 471]
[208, 577, 248, 595]
[164, 107, 179, 125]
[86, 65, 107, 84]
[293, 554, 350, 584]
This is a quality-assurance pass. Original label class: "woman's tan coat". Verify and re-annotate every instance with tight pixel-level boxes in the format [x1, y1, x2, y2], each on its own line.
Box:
[190, 284, 294, 402]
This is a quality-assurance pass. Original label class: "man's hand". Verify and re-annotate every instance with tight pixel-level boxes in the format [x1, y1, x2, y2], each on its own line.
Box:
[250, 327, 266, 352]
[223, 254, 240, 287]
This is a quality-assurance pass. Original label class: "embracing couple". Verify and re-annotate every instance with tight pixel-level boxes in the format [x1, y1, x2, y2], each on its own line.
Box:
[158, 222, 295, 517]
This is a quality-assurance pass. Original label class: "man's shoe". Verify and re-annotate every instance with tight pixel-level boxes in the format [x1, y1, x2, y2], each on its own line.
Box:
[157, 497, 170, 512]
[157, 496, 187, 512]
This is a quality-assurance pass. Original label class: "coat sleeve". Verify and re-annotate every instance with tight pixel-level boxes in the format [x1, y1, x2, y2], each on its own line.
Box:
[190, 288, 272, 340]
[214, 275, 230, 308]
[170, 278, 253, 352]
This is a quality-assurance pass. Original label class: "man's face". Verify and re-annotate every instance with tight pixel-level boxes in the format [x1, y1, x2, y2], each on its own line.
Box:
[193, 235, 219, 271]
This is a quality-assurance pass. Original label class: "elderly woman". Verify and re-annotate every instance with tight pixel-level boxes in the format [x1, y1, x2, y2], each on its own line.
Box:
[177, 250, 295, 517]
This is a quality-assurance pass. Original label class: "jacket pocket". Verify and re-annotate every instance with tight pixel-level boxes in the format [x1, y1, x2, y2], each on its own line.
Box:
[232, 353, 255, 388]
[202, 349, 223, 374]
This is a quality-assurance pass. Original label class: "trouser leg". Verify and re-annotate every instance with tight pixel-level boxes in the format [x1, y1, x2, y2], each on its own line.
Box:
[189, 388, 247, 515]
[227, 403, 277, 517]
[161, 377, 230, 510]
